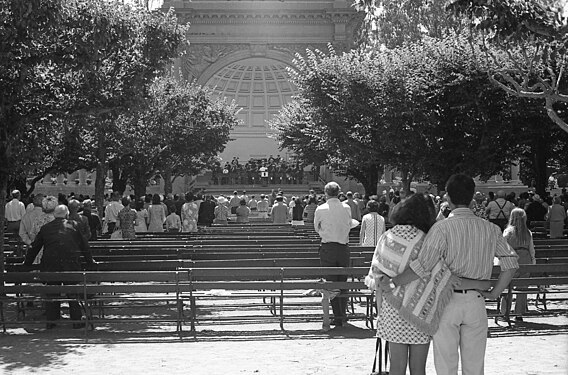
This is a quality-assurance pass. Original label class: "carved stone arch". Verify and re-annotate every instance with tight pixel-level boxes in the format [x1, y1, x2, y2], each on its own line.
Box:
[196, 47, 297, 86]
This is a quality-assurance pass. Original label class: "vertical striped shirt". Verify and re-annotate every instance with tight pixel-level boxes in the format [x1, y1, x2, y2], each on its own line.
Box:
[410, 208, 519, 280]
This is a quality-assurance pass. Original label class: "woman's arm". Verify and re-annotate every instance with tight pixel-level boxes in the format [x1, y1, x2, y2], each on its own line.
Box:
[359, 217, 367, 246]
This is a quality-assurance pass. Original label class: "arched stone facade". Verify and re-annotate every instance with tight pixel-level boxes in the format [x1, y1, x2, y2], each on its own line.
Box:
[164, 0, 363, 162]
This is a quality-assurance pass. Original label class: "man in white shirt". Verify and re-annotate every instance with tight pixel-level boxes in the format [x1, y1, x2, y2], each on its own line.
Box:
[314, 182, 358, 328]
[5, 189, 26, 236]
[257, 195, 269, 219]
[104, 192, 123, 234]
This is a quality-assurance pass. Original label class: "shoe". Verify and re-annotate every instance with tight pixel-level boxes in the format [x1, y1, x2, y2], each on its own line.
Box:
[331, 320, 343, 327]
[515, 317, 524, 322]
[46, 323, 57, 330]
[321, 323, 331, 332]
[72, 323, 86, 329]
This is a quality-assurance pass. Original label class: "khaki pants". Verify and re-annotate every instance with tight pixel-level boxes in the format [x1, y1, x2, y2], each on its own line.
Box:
[433, 291, 487, 375]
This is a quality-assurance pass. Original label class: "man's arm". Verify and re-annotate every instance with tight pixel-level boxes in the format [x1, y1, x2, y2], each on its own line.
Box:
[481, 268, 516, 300]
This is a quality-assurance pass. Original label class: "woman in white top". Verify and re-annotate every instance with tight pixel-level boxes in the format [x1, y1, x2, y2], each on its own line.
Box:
[134, 200, 149, 233]
[359, 200, 386, 246]
[503, 208, 535, 321]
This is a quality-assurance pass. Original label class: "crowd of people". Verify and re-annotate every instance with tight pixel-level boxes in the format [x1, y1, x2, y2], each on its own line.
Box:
[3, 178, 566, 371]
[210, 156, 315, 185]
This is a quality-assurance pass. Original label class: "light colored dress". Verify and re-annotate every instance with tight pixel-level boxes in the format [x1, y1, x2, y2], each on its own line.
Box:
[135, 209, 149, 233]
[370, 225, 431, 344]
[147, 204, 166, 232]
[214, 204, 230, 225]
[359, 212, 385, 246]
[181, 202, 199, 232]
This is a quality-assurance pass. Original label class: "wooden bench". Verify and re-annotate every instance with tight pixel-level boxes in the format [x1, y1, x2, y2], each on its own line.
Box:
[0, 266, 372, 339]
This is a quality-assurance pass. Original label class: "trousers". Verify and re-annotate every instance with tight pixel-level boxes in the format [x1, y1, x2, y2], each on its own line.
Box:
[433, 291, 488, 375]
[319, 242, 350, 322]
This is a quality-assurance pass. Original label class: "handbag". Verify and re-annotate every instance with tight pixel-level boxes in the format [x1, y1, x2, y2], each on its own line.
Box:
[110, 229, 122, 240]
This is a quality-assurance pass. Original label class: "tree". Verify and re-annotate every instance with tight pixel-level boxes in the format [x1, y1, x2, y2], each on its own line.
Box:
[114, 77, 239, 197]
[57, 0, 187, 215]
[353, 0, 466, 48]
[447, 0, 568, 133]
[274, 37, 529, 195]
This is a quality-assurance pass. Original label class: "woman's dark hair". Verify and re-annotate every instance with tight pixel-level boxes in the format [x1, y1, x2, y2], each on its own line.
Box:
[135, 200, 145, 211]
[121, 196, 130, 207]
[366, 200, 379, 213]
[446, 174, 475, 206]
[151, 193, 161, 205]
[308, 196, 317, 205]
[185, 192, 194, 202]
[389, 193, 436, 233]
[239, 199, 247, 205]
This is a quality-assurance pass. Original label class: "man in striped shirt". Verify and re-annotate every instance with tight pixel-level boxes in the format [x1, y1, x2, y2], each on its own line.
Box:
[381, 174, 519, 375]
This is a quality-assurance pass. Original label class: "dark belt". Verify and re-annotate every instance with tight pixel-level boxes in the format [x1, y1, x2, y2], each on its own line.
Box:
[454, 289, 476, 293]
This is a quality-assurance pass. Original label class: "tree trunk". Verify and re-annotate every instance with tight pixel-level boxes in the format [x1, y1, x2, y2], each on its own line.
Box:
[362, 165, 379, 196]
[533, 135, 550, 196]
[95, 130, 107, 219]
[132, 170, 147, 198]
[163, 167, 173, 195]
[110, 162, 127, 195]
[0, 172, 7, 274]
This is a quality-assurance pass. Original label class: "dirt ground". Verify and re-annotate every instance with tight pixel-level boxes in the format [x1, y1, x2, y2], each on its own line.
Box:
[1, 311, 567, 375]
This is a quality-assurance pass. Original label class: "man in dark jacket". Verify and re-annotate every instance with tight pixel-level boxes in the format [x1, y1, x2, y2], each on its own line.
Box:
[24, 205, 96, 329]
[198, 195, 216, 226]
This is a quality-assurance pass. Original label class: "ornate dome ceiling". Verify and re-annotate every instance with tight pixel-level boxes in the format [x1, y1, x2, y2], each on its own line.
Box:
[205, 57, 298, 131]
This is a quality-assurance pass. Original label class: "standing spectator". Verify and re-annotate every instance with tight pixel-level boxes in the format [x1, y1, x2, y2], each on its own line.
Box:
[345, 192, 362, 221]
[23, 205, 96, 329]
[380, 174, 518, 375]
[485, 190, 515, 231]
[547, 196, 566, 238]
[197, 195, 216, 227]
[269, 196, 289, 224]
[291, 197, 305, 225]
[104, 192, 123, 234]
[470, 191, 488, 220]
[81, 199, 102, 240]
[181, 192, 199, 232]
[229, 190, 240, 214]
[19, 193, 45, 246]
[165, 208, 182, 232]
[214, 196, 230, 225]
[134, 200, 149, 233]
[235, 199, 251, 223]
[248, 195, 258, 212]
[67, 200, 91, 242]
[5, 189, 26, 237]
[147, 194, 166, 232]
[359, 200, 385, 247]
[257, 194, 270, 219]
[503, 208, 535, 322]
[525, 194, 548, 227]
[116, 197, 137, 239]
[377, 195, 390, 223]
[314, 182, 358, 329]
[302, 196, 318, 224]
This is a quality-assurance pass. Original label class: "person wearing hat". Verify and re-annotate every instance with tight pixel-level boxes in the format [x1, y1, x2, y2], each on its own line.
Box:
[23, 205, 96, 329]
[214, 196, 230, 225]
[5, 189, 26, 237]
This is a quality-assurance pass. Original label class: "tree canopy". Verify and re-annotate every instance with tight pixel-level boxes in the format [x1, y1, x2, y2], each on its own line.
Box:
[447, 0, 568, 133]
